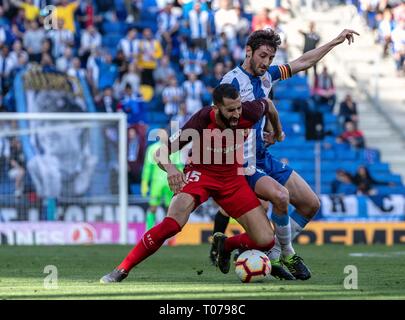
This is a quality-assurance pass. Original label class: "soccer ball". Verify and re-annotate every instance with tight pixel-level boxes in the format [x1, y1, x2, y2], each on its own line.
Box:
[235, 249, 272, 283]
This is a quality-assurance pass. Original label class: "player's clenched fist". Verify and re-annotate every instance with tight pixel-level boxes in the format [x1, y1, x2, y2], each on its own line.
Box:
[167, 168, 187, 193]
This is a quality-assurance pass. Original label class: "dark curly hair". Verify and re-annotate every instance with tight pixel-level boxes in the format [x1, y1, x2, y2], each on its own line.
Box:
[246, 29, 281, 53]
[213, 84, 240, 106]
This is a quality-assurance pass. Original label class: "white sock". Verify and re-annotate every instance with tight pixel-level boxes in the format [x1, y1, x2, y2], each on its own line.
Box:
[268, 213, 295, 260]
[290, 218, 304, 241]
[275, 222, 296, 258]
[267, 237, 281, 261]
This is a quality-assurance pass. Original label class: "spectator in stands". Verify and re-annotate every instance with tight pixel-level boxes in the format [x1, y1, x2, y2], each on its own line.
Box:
[77, 0, 103, 30]
[113, 49, 129, 79]
[162, 75, 184, 118]
[312, 65, 336, 111]
[0, 129, 10, 177]
[86, 47, 101, 92]
[0, 6, 8, 27]
[119, 61, 141, 97]
[56, 46, 74, 73]
[10, 0, 39, 22]
[40, 53, 56, 71]
[96, 87, 119, 113]
[183, 72, 205, 115]
[393, 1, 405, 22]
[127, 126, 143, 186]
[11, 10, 26, 40]
[95, 51, 118, 91]
[251, 7, 274, 31]
[67, 57, 86, 78]
[9, 51, 28, 76]
[47, 19, 74, 59]
[299, 21, 320, 75]
[8, 39, 28, 70]
[214, 0, 238, 51]
[213, 45, 235, 73]
[153, 55, 176, 95]
[55, 0, 80, 33]
[352, 165, 395, 195]
[331, 169, 357, 195]
[272, 16, 288, 65]
[377, 9, 395, 58]
[157, 0, 180, 56]
[338, 93, 358, 128]
[41, 38, 53, 58]
[0, 25, 6, 47]
[0, 45, 13, 95]
[137, 27, 163, 87]
[120, 83, 146, 125]
[125, 0, 142, 23]
[234, 5, 250, 47]
[391, 19, 405, 76]
[8, 137, 25, 197]
[362, 0, 379, 30]
[180, 42, 206, 77]
[206, 62, 225, 94]
[171, 102, 191, 128]
[187, 1, 211, 49]
[23, 20, 45, 62]
[336, 120, 365, 149]
[118, 28, 139, 61]
[79, 24, 102, 66]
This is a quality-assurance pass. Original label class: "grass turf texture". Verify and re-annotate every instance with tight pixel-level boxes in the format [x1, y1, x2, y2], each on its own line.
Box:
[1, 244, 404, 300]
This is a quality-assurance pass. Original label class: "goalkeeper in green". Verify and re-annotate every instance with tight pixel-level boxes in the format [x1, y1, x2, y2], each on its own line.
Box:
[141, 132, 184, 230]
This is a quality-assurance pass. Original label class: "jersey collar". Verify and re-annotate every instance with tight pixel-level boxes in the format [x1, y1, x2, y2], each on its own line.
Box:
[237, 64, 260, 80]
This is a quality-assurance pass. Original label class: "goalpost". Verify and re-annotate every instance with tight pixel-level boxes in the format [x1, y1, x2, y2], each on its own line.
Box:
[0, 112, 129, 244]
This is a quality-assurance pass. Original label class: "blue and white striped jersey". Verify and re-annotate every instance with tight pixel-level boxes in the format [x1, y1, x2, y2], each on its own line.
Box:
[220, 64, 292, 161]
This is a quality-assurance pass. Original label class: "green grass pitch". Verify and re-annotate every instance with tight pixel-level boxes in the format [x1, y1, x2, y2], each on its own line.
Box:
[1, 244, 405, 300]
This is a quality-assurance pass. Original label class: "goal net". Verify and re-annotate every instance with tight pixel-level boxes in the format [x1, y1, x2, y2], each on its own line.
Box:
[0, 113, 129, 245]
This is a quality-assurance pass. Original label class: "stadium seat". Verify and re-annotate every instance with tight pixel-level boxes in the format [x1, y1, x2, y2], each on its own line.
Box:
[130, 184, 141, 195]
[102, 21, 128, 35]
[140, 85, 154, 102]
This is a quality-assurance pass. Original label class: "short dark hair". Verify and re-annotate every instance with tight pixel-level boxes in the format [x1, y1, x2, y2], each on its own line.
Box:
[246, 29, 281, 53]
[213, 84, 239, 106]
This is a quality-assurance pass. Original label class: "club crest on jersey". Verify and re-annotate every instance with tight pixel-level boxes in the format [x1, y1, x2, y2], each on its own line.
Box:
[262, 78, 271, 88]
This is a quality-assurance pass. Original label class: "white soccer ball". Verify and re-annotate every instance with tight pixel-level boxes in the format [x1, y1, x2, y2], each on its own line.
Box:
[235, 249, 272, 283]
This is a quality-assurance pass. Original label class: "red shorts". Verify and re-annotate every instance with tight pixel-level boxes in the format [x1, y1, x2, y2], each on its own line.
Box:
[180, 166, 261, 219]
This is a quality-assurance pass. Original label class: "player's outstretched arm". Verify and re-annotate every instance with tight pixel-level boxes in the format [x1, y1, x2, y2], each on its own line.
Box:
[289, 29, 360, 74]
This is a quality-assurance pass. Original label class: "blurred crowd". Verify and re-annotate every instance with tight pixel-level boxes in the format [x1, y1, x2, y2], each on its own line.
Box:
[349, 0, 405, 76]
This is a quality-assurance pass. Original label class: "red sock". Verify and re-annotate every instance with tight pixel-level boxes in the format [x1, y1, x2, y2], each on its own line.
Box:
[224, 233, 275, 252]
[117, 217, 181, 272]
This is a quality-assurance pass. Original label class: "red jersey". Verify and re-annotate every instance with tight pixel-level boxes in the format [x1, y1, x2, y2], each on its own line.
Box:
[168, 99, 269, 174]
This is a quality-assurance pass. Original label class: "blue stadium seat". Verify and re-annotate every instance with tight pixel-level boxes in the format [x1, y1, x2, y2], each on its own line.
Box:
[321, 149, 336, 160]
[130, 184, 141, 195]
[102, 21, 128, 35]
[102, 34, 122, 48]
[372, 174, 403, 185]
[274, 100, 293, 112]
[368, 162, 390, 174]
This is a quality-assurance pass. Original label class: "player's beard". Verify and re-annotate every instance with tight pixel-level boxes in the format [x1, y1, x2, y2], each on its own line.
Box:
[250, 59, 267, 77]
[219, 109, 238, 129]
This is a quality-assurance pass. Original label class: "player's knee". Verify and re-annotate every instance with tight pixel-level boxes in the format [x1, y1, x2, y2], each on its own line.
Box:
[274, 186, 289, 210]
[299, 195, 321, 218]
